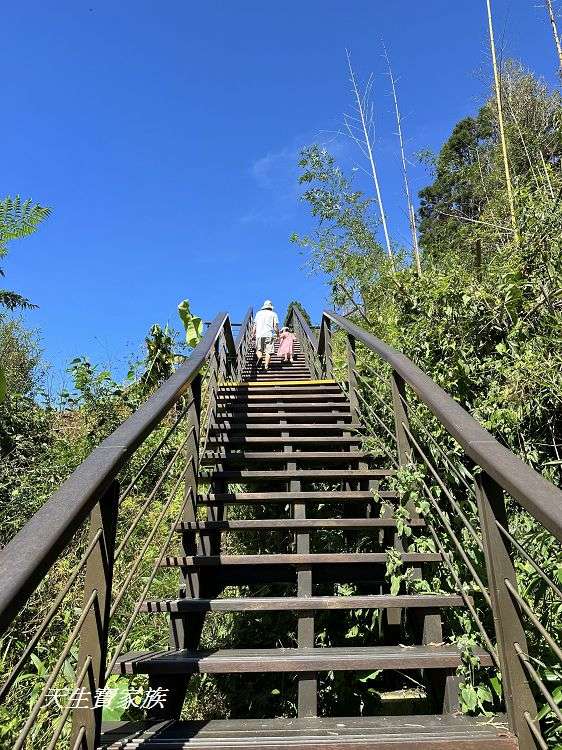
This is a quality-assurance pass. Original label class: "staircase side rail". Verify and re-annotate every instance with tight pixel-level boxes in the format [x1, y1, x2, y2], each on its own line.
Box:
[0, 312, 233, 635]
[321, 310, 562, 541]
[287, 304, 322, 378]
[233, 307, 254, 381]
[319, 308, 561, 749]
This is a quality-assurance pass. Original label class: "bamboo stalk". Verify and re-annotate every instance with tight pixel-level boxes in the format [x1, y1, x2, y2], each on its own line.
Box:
[545, 0, 562, 74]
[345, 50, 394, 266]
[382, 44, 422, 276]
[485, 0, 519, 242]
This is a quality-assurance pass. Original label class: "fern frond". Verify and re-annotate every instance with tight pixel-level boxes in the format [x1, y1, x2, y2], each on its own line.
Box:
[0, 195, 51, 244]
[0, 290, 39, 310]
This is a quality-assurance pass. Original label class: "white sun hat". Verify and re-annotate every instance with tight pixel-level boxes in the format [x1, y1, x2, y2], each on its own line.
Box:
[262, 300, 274, 310]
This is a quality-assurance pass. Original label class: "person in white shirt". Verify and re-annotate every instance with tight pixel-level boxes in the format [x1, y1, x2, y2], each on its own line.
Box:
[253, 300, 279, 371]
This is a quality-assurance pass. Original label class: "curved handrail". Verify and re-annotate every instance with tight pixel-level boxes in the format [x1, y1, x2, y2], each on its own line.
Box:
[235, 307, 253, 351]
[321, 310, 562, 542]
[289, 304, 319, 349]
[0, 312, 234, 632]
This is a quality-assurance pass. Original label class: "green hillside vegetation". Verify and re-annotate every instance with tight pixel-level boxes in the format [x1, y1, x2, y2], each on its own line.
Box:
[0, 58, 560, 746]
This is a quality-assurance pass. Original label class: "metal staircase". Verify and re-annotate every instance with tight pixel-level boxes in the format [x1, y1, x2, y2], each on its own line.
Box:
[1, 306, 560, 750]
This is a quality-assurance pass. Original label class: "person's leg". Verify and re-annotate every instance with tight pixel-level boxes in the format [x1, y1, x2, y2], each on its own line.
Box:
[256, 338, 264, 368]
[264, 338, 274, 371]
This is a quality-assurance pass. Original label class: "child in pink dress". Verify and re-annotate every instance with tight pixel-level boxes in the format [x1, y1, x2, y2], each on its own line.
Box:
[277, 327, 296, 363]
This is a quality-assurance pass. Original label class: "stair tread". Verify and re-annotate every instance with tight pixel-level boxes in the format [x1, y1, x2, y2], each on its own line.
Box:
[198, 490, 396, 503]
[215, 401, 352, 409]
[201, 469, 393, 480]
[100, 715, 514, 750]
[209, 424, 359, 433]
[114, 644, 493, 674]
[203, 451, 369, 461]
[213, 412, 352, 420]
[217, 394, 347, 401]
[141, 594, 465, 613]
[161, 552, 441, 566]
[206, 436, 362, 444]
[220, 382, 339, 389]
[175, 517, 424, 530]
[214, 408, 352, 416]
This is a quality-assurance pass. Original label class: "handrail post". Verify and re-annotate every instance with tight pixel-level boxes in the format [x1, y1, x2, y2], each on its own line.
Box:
[71, 480, 119, 749]
[167, 378, 203, 716]
[389, 372, 419, 630]
[475, 472, 537, 749]
[391, 372, 412, 466]
[323, 318, 333, 378]
[182, 375, 202, 564]
[218, 330, 227, 384]
[346, 334, 359, 421]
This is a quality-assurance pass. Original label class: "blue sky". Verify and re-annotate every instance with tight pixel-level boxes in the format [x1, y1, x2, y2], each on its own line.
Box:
[3, 0, 559, 382]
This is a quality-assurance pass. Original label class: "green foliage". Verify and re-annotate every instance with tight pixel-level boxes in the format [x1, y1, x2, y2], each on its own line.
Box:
[284, 300, 312, 328]
[455, 636, 494, 715]
[0, 196, 51, 250]
[291, 145, 392, 314]
[139, 324, 177, 394]
[178, 298, 203, 348]
[418, 61, 561, 265]
[294, 61, 562, 737]
[0, 195, 50, 312]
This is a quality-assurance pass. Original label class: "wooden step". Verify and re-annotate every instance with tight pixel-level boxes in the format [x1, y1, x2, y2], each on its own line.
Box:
[114, 644, 491, 675]
[141, 594, 464, 613]
[198, 490, 396, 504]
[221, 388, 340, 396]
[202, 451, 368, 463]
[175, 517, 424, 531]
[230, 382, 330, 388]
[160, 552, 441, 567]
[214, 402, 351, 412]
[217, 393, 347, 402]
[246, 368, 310, 372]
[221, 383, 337, 392]
[242, 368, 311, 374]
[212, 412, 353, 423]
[209, 423, 358, 432]
[200, 469, 393, 481]
[100, 714, 515, 750]
[247, 375, 314, 382]
[206, 436, 362, 446]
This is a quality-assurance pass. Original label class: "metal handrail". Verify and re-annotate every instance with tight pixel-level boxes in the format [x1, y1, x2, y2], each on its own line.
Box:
[235, 307, 253, 351]
[290, 305, 319, 349]
[319, 310, 562, 543]
[0, 312, 235, 633]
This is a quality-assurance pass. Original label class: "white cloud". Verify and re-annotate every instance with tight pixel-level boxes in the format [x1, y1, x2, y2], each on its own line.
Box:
[250, 146, 298, 190]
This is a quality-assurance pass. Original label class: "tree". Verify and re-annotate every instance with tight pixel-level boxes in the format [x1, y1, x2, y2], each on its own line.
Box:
[291, 145, 389, 318]
[344, 51, 393, 264]
[0, 196, 50, 310]
[418, 112, 497, 262]
[0, 196, 50, 402]
[418, 61, 561, 265]
[284, 301, 313, 327]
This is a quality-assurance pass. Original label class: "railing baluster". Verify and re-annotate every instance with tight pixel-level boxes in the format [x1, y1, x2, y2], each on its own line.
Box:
[323, 318, 333, 378]
[388, 372, 421, 632]
[475, 472, 537, 750]
[346, 334, 359, 421]
[71, 480, 119, 749]
[390, 372, 411, 466]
